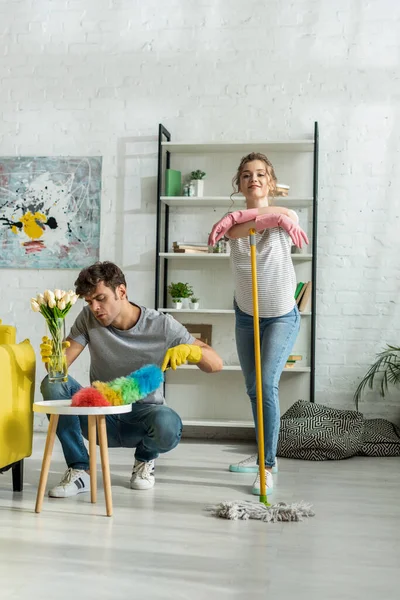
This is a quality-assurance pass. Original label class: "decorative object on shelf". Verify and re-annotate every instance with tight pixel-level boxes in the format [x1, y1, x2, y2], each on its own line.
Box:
[183, 182, 195, 196]
[172, 298, 183, 309]
[173, 241, 208, 254]
[167, 281, 194, 309]
[190, 297, 200, 310]
[209, 239, 228, 254]
[274, 183, 290, 197]
[71, 364, 163, 407]
[183, 323, 212, 346]
[31, 288, 79, 383]
[165, 169, 182, 196]
[190, 170, 206, 197]
[0, 156, 101, 269]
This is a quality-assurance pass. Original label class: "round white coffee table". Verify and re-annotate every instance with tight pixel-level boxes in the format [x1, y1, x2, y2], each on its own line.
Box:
[33, 400, 132, 517]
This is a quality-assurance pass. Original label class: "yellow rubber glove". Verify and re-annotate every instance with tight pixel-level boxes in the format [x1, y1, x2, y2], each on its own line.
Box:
[161, 344, 202, 372]
[40, 336, 70, 363]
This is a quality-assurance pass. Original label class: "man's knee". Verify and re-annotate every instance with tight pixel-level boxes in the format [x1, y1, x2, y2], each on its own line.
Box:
[40, 375, 70, 401]
[151, 406, 182, 451]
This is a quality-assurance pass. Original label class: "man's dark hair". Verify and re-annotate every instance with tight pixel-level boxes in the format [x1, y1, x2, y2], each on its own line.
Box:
[75, 261, 127, 297]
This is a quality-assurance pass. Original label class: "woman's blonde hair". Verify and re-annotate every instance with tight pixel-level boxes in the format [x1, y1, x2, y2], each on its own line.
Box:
[231, 152, 277, 199]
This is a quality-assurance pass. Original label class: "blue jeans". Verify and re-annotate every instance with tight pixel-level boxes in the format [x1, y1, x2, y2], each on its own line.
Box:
[234, 302, 300, 468]
[40, 376, 182, 470]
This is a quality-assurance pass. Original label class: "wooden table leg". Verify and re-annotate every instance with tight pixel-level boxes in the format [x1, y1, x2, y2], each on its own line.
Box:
[35, 414, 59, 513]
[88, 415, 97, 504]
[97, 415, 112, 517]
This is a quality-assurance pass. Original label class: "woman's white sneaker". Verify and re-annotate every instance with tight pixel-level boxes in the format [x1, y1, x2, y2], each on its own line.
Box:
[130, 459, 155, 490]
[229, 455, 278, 474]
[48, 468, 90, 498]
[251, 469, 274, 496]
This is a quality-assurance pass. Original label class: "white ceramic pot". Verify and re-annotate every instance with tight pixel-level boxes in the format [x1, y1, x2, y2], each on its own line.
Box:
[190, 302, 199, 310]
[191, 179, 204, 197]
[172, 301, 183, 309]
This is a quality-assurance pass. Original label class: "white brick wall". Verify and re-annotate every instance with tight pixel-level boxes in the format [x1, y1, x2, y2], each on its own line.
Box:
[1, 0, 400, 427]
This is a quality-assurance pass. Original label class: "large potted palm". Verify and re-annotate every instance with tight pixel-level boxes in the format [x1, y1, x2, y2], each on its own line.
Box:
[354, 345, 400, 410]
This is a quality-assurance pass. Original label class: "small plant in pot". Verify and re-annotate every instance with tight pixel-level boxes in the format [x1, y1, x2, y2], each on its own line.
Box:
[190, 296, 200, 310]
[190, 170, 206, 197]
[167, 281, 194, 310]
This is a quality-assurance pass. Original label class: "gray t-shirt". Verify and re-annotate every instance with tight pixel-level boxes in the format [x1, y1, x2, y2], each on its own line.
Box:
[68, 304, 195, 405]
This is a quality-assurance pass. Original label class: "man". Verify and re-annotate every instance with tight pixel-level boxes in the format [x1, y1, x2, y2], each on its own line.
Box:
[40, 261, 223, 498]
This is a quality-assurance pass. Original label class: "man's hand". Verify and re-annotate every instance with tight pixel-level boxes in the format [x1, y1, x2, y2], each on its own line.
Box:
[40, 336, 70, 363]
[161, 344, 202, 371]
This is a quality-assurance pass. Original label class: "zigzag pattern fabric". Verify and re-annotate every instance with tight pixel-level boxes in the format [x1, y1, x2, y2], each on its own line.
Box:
[277, 400, 400, 460]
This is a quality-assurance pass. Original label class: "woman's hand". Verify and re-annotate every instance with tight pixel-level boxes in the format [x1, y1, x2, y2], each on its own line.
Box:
[208, 209, 258, 246]
[256, 213, 309, 248]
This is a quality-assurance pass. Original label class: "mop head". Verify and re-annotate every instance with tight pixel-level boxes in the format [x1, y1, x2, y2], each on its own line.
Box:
[71, 364, 163, 407]
[208, 500, 315, 523]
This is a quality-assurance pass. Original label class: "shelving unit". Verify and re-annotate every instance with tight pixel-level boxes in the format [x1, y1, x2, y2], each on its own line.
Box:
[155, 123, 319, 430]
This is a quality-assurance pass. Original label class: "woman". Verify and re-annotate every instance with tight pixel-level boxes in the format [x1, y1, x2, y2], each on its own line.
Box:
[208, 153, 308, 495]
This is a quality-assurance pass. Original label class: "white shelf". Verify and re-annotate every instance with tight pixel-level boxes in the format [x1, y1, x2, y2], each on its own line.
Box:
[167, 365, 311, 373]
[161, 196, 313, 208]
[182, 419, 254, 428]
[160, 252, 313, 261]
[159, 252, 229, 259]
[158, 308, 235, 314]
[162, 141, 314, 154]
[183, 419, 254, 428]
[159, 308, 311, 316]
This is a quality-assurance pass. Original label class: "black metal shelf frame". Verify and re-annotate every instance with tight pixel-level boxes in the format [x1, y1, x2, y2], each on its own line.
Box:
[155, 123, 319, 403]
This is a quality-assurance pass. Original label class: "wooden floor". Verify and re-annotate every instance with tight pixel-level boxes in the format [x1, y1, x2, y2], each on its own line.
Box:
[0, 434, 399, 599]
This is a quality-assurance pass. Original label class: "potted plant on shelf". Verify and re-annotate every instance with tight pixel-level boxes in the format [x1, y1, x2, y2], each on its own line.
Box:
[190, 170, 206, 197]
[190, 296, 200, 310]
[167, 281, 194, 310]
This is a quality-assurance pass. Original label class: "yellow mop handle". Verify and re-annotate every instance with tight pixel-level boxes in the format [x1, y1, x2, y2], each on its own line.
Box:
[249, 229, 269, 506]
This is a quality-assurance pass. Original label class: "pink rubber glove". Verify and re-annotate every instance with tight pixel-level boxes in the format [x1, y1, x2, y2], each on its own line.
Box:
[255, 213, 309, 249]
[208, 209, 258, 246]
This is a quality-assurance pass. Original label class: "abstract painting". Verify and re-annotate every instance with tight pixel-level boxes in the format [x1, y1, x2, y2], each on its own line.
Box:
[0, 156, 102, 268]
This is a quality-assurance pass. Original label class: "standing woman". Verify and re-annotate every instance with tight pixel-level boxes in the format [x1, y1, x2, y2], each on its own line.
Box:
[208, 153, 308, 495]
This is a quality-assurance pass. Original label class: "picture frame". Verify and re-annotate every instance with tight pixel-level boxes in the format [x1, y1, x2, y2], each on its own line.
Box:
[183, 323, 212, 346]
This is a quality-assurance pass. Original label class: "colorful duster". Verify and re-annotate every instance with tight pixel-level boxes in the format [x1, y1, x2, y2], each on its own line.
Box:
[71, 364, 164, 407]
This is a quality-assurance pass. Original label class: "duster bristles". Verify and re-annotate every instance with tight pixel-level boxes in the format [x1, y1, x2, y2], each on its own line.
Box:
[71, 364, 164, 407]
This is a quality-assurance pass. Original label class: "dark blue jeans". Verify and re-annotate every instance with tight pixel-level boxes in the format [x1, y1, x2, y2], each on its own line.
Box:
[40, 376, 182, 470]
[234, 302, 300, 468]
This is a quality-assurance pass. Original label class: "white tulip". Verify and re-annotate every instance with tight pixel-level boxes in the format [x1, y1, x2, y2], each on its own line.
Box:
[70, 293, 78, 305]
[57, 298, 66, 310]
[48, 296, 56, 308]
[43, 289, 52, 303]
[54, 289, 63, 300]
[30, 298, 40, 312]
[63, 292, 71, 305]
[36, 293, 45, 305]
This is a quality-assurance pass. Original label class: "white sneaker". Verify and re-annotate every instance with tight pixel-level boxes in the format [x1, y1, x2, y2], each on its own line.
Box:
[130, 459, 155, 490]
[229, 455, 278, 474]
[251, 469, 274, 496]
[48, 468, 90, 498]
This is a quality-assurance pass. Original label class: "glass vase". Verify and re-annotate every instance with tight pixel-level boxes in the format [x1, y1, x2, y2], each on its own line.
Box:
[46, 317, 68, 384]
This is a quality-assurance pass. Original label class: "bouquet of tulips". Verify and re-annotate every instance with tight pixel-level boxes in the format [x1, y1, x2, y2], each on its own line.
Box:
[30, 289, 79, 382]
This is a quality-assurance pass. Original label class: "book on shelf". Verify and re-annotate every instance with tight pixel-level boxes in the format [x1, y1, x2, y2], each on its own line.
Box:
[165, 170, 182, 196]
[298, 281, 312, 312]
[285, 354, 303, 368]
[172, 241, 209, 253]
[295, 280, 312, 312]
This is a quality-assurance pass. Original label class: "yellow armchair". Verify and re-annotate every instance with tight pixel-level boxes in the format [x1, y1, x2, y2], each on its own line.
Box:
[0, 319, 36, 491]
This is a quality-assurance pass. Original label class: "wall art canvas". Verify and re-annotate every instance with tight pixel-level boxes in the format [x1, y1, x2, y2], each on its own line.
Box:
[0, 156, 102, 268]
